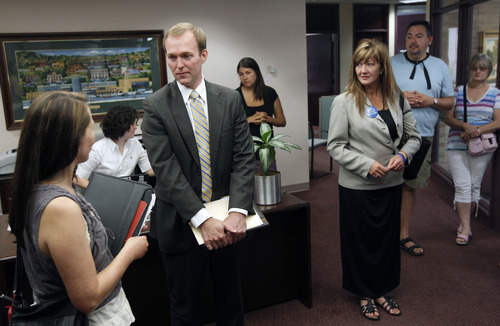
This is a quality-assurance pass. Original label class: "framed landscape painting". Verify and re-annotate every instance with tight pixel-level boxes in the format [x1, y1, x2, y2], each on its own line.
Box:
[479, 31, 498, 84]
[0, 30, 166, 130]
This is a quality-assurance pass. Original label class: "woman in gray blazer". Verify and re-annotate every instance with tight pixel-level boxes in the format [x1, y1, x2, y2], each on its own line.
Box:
[327, 39, 421, 321]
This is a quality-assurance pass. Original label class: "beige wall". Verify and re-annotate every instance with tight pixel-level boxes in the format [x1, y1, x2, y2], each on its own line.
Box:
[339, 3, 354, 91]
[0, 0, 309, 190]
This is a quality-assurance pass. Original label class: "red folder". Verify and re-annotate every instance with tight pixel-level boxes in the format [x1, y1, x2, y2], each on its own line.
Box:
[126, 200, 147, 241]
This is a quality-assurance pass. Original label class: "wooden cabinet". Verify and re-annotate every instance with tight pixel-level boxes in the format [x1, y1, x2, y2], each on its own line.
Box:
[353, 4, 389, 48]
[121, 193, 312, 325]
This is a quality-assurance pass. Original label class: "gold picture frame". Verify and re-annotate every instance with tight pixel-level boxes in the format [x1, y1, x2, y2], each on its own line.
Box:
[0, 30, 167, 130]
[479, 31, 498, 83]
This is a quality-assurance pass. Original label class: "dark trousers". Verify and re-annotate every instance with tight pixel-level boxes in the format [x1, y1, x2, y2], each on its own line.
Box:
[161, 241, 244, 326]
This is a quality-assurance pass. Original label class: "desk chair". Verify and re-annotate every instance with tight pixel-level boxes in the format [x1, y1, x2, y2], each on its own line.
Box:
[122, 173, 156, 188]
[308, 122, 332, 179]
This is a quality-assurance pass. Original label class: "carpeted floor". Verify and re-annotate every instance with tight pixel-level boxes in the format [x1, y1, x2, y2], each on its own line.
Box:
[233, 146, 500, 326]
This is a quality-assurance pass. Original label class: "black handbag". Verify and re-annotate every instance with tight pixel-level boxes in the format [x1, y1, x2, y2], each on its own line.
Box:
[403, 138, 432, 180]
[397, 95, 432, 180]
[8, 245, 88, 326]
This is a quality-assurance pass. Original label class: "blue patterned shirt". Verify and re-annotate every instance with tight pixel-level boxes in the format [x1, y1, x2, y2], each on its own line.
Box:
[447, 85, 500, 150]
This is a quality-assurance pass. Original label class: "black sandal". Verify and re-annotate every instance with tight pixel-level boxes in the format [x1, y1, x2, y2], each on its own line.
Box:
[400, 237, 424, 256]
[376, 296, 402, 316]
[360, 297, 380, 321]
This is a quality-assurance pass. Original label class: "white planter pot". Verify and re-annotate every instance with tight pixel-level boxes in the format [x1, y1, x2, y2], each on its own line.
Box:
[254, 171, 281, 205]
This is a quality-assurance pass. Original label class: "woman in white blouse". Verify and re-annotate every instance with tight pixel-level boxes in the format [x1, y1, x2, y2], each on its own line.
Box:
[75, 105, 154, 189]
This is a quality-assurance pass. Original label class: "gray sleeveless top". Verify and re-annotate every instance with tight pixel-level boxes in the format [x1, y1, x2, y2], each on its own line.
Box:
[21, 184, 120, 308]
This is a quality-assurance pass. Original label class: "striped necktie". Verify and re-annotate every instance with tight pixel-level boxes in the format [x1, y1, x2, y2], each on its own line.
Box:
[189, 91, 212, 202]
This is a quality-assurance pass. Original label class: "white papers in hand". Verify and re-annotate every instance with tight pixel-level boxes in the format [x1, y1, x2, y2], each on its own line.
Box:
[189, 196, 266, 245]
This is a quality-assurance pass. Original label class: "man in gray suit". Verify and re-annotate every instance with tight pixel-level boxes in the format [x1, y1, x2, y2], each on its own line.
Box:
[142, 22, 255, 325]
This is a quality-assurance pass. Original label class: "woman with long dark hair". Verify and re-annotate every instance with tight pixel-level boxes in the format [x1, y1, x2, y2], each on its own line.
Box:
[236, 57, 286, 135]
[236, 57, 286, 170]
[9, 91, 148, 325]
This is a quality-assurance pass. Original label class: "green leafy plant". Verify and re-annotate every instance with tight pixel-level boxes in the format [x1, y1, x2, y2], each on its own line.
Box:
[253, 123, 301, 175]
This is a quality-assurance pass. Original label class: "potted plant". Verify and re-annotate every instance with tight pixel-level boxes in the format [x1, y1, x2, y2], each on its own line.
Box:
[252, 123, 301, 205]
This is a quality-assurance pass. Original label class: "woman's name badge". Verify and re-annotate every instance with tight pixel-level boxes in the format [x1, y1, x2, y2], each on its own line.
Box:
[365, 106, 378, 118]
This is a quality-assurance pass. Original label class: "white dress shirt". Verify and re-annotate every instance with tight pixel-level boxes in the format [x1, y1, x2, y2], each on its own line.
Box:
[176, 79, 247, 228]
[76, 137, 151, 180]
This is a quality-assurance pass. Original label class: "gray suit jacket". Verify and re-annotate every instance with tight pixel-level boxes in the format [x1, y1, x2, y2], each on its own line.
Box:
[327, 92, 421, 190]
[141, 81, 255, 253]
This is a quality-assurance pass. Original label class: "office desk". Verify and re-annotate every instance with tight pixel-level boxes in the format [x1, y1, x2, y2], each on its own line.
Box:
[0, 193, 312, 325]
[240, 193, 312, 310]
[121, 193, 312, 325]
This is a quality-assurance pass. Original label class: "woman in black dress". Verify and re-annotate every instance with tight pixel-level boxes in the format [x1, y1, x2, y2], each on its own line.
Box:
[236, 57, 286, 170]
[236, 57, 286, 135]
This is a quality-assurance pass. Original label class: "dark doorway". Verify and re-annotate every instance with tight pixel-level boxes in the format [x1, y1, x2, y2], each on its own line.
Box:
[306, 33, 337, 126]
[306, 3, 339, 126]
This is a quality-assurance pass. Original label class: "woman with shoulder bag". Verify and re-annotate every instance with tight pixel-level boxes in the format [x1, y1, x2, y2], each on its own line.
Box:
[444, 54, 500, 246]
[9, 91, 149, 325]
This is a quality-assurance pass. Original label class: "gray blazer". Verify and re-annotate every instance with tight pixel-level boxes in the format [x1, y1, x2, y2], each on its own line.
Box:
[327, 92, 421, 190]
[141, 81, 255, 253]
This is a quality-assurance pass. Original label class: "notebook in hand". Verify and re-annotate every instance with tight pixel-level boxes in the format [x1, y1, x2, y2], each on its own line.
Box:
[83, 172, 155, 256]
[126, 200, 148, 241]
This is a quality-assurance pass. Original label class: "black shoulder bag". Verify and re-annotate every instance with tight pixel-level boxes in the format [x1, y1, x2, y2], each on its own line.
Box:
[397, 94, 432, 180]
[8, 244, 88, 326]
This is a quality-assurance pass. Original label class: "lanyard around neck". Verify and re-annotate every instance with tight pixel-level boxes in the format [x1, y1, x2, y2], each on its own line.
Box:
[404, 52, 431, 90]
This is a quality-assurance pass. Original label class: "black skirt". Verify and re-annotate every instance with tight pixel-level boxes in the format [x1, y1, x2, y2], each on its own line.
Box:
[338, 184, 402, 298]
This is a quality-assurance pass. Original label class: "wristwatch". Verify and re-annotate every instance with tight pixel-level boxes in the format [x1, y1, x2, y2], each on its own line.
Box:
[433, 98, 438, 105]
